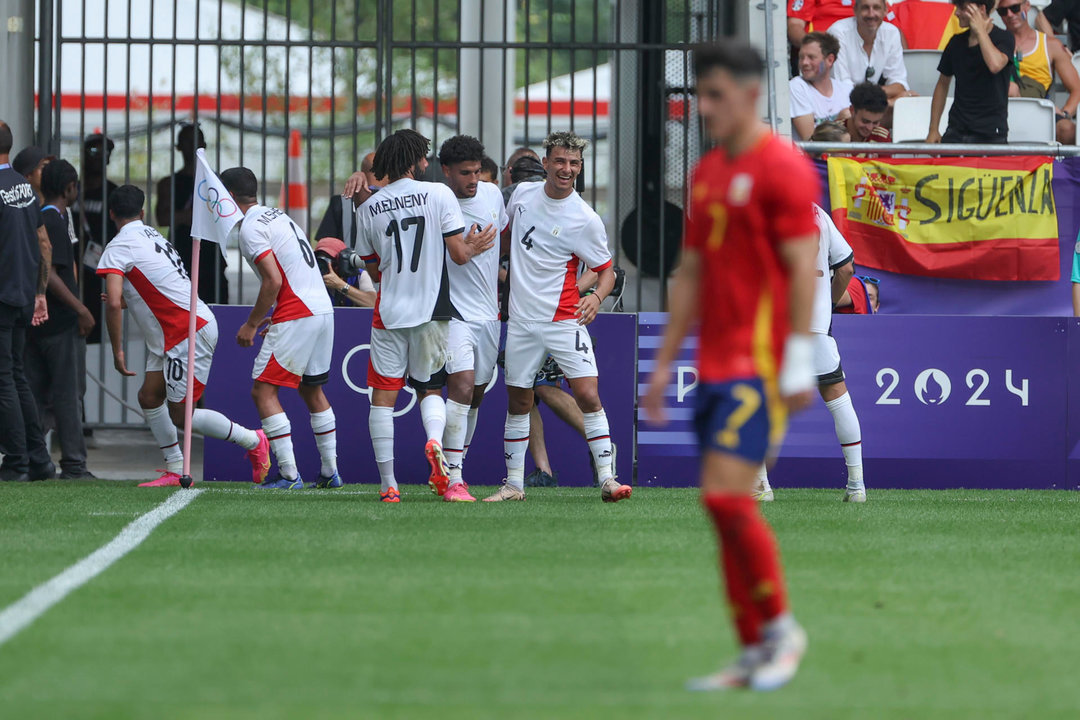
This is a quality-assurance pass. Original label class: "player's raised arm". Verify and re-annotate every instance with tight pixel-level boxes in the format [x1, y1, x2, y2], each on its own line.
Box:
[238, 252, 281, 347]
[446, 222, 496, 265]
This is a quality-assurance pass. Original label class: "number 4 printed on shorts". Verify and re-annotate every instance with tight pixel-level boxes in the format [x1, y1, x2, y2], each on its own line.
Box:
[575, 330, 590, 354]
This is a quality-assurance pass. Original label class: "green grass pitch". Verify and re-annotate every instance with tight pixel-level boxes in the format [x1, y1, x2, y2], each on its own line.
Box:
[0, 482, 1078, 719]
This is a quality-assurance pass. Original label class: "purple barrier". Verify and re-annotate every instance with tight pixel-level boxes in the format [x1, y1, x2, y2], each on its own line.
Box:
[637, 313, 1073, 490]
[815, 156, 1080, 317]
[203, 307, 636, 487]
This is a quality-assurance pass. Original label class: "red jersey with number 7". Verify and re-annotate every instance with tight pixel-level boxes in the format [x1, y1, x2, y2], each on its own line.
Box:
[238, 204, 333, 323]
[684, 133, 820, 384]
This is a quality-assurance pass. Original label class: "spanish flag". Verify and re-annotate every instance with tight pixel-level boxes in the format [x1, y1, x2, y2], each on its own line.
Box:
[827, 156, 1060, 281]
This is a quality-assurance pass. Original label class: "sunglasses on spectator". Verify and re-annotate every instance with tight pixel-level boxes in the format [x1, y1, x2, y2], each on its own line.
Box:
[865, 66, 876, 81]
[997, 4, 1024, 16]
[859, 275, 880, 286]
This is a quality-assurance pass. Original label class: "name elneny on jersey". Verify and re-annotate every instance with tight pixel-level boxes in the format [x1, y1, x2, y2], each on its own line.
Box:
[367, 193, 429, 217]
[0, 182, 36, 208]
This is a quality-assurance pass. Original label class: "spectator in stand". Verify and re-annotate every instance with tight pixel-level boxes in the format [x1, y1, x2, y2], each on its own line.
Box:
[156, 123, 229, 304]
[791, 32, 856, 140]
[479, 156, 499, 184]
[788, 0, 857, 48]
[836, 275, 879, 313]
[829, 0, 915, 103]
[811, 120, 852, 144]
[927, 0, 1015, 144]
[25, 159, 95, 479]
[11, 147, 50, 203]
[1002, 0, 1080, 144]
[846, 82, 893, 142]
[1037, 0, 1080, 54]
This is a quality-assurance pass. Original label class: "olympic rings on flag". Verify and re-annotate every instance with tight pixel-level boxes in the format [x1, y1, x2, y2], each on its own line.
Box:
[197, 180, 241, 222]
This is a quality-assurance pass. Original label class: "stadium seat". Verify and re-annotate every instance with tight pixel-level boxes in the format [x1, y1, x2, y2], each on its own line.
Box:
[1007, 97, 1057, 143]
[903, 50, 948, 98]
[892, 96, 951, 142]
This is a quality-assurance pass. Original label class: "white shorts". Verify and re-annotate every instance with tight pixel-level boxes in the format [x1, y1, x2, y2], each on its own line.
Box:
[813, 333, 844, 384]
[368, 320, 449, 390]
[504, 319, 597, 389]
[252, 313, 334, 388]
[146, 315, 217, 404]
[445, 318, 500, 386]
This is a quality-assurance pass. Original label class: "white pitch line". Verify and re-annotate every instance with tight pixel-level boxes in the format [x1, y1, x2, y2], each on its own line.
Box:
[0, 488, 204, 648]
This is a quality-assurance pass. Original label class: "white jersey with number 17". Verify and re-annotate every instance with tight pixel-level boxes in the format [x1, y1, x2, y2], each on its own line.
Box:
[355, 177, 466, 330]
[238, 204, 333, 322]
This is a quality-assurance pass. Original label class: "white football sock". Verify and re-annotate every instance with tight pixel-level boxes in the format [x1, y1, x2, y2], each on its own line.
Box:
[583, 409, 614, 484]
[192, 408, 259, 450]
[443, 399, 470, 486]
[310, 408, 338, 477]
[261, 412, 297, 480]
[825, 392, 863, 488]
[145, 403, 183, 474]
[369, 405, 396, 492]
[756, 463, 772, 493]
[419, 394, 446, 444]
[463, 407, 479, 459]
[503, 412, 530, 491]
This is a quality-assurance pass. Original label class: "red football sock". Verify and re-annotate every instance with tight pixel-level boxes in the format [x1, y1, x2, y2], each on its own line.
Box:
[703, 493, 762, 645]
[702, 493, 789, 625]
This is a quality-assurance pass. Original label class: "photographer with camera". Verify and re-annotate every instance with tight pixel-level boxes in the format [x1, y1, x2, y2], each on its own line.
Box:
[315, 238, 375, 308]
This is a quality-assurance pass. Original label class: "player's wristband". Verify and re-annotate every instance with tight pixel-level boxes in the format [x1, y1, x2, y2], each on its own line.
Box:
[778, 333, 816, 398]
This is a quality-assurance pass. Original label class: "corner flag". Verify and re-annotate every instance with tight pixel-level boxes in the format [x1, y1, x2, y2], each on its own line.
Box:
[177, 149, 243, 488]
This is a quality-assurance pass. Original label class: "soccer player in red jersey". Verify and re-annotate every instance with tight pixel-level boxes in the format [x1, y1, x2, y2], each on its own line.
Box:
[642, 41, 820, 692]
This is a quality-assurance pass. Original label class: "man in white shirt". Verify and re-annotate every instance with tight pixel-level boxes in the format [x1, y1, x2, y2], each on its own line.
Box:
[755, 204, 866, 503]
[790, 31, 856, 139]
[488, 130, 632, 503]
[97, 184, 270, 488]
[436, 135, 508, 502]
[829, 0, 913, 102]
[222, 167, 341, 491]
[353, 129, 494, 503]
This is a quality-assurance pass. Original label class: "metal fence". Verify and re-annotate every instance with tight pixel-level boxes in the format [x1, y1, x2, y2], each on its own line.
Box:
[33, 0, 733, 426]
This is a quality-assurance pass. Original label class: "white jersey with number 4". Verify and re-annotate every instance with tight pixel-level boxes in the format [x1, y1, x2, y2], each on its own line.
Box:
[450, 181, 508, 322]
[355, 177, 466, 330]
[811, 203, 854, 335]
[506, 182, 612, 323]
[238, 204, 333, 323]
[96, 220, 214, 358]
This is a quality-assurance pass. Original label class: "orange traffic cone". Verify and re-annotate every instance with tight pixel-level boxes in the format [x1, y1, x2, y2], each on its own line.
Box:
[279, 129, 308, 234]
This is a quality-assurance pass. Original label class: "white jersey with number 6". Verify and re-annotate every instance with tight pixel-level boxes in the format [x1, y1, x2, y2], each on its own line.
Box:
[450, 181, 508, 322]
[238, 204, 333, 322]
[811, 203, 854, 335]
[506, 182, 612, 323]
[355, 177, 466, 330]
[96, 220, 214, 358]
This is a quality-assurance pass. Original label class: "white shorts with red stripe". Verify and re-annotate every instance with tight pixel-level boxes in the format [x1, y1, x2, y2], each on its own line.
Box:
[445, 318, 500, 386]
[368, 320, 448, 390]
[252, 313, 334, 388]
[146, 314, 217, 404]
[504, 319, 597, 389]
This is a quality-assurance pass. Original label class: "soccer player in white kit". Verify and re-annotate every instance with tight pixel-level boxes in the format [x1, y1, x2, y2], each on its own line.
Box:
[487, 131, 632, 503]
[435, 135, 509, 502]
[97, 185, 271, 487]
[755, 203, 866, 502]
[354, 129, 495, 503]
[220, 168, 340, 490]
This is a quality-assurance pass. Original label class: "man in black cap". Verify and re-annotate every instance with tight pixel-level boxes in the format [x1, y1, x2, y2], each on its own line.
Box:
[0, 120, 56, 482]
[501, 147, 546, 205]
[12, 146, 51, 203]
[72, 132, 117, 345]
[156, 123, 229, 304]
